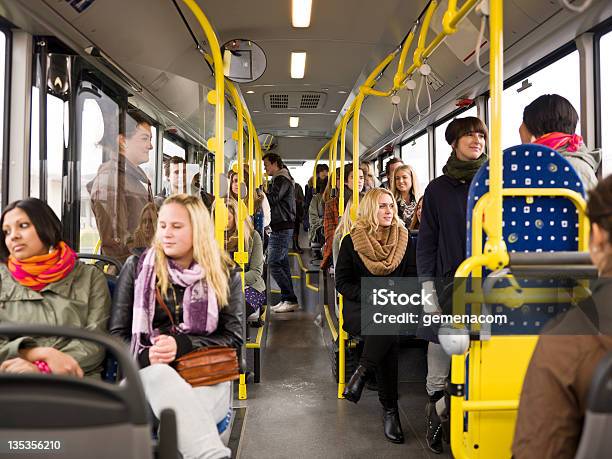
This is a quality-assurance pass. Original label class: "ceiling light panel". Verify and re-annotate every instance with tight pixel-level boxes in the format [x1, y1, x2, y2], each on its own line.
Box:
[289, 116, 300, 127]
[291, 52, 306, 79]
[292, 0, 312, 27]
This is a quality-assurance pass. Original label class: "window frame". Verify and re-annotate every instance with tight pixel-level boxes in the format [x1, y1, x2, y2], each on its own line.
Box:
[593, 18, 612, 154]
[0, 25, 11, 210]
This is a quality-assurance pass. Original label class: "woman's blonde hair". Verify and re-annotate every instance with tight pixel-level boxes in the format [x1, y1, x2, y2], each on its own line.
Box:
[155, 194, 234, 306]
[390, 164, 421, 203]
[225, 198, 254, 252]
[355, 188, 401, 234]
[334, 202, 354, 239]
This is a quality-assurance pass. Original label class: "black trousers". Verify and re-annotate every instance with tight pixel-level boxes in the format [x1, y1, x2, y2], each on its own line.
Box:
[359, 335, 399, 402]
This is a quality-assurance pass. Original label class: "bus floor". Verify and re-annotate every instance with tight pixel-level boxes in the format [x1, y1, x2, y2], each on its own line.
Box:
[236, 256, 452, 458]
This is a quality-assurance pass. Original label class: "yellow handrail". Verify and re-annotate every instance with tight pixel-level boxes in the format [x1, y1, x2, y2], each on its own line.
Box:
[181, 0, 225, 248]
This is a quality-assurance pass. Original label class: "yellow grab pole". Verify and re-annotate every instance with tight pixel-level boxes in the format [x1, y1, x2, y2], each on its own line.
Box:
[181, 0, 225, 248]
[338, 107, 354, 217]
[246, 116, 255, 215]
[482, 0, 507, 268]
[393, 24, 418, 89]
[413, 0, 439, 68]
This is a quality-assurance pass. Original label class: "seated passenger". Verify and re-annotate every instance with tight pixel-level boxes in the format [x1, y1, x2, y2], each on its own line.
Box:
[228, 166, 271, 238]
[304, 164, 329, 233]
[360, 161, 377, 192]
[224, 199, 266, 321]
[512, 174, 612, 459]
[519, 94, 601, 190]
[335, 188, 416, 444]
[109, 194, 243, 459]
[332, 202, 353, 268]
[155, 156, 187, 208]
[307, 175, 327, 254]
[417, 116, 488, 453]
[0, 198, 110, 377]
[321, 163, 364, 270]
[390, 164, 421, 227]
[87, 112, 156, 262]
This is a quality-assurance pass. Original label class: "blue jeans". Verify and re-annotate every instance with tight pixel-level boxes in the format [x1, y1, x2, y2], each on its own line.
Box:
[268, 229, 298, 303]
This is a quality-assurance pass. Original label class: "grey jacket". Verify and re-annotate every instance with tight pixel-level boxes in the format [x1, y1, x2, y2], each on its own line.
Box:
[556, 143, 601, 192]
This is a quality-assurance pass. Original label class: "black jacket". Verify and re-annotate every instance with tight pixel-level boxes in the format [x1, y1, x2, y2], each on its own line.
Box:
[265, 168, 296, 231]
[334, 234, 417, 336]
[109, 254, 244, 368]
[416, 174, 470, 279]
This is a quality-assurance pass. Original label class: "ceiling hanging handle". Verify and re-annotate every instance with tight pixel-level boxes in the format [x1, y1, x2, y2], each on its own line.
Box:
[475, 1, 489, 75]
[415, 63, 433, 118]
[390, 94, 405, 135]
[558, 0, 593, 14]
[404, 78, 417, 126]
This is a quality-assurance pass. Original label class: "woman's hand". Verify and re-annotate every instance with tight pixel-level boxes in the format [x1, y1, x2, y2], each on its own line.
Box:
[19, 347, 84, 378]
[149, 335, 177, 365]
[0, 358, 39, 374]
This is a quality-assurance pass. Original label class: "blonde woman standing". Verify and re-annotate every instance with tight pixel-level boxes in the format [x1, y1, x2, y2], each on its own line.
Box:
[390, 164, 420, 227]
[110, 194, 243, 459]
[335, 188, 417, 444]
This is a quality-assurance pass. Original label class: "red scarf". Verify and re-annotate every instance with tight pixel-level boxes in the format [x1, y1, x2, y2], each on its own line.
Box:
[7, 241, 77, 291]
[534, 132, 583, 153]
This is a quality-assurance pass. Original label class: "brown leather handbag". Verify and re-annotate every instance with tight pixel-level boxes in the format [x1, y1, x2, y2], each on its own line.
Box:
[156, 289, 240, 387]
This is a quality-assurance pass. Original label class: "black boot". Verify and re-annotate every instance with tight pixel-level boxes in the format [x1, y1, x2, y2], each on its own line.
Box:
[342, 365, 369, 403]
[426, 391, 444, 454]
[381, 400, 404, 444]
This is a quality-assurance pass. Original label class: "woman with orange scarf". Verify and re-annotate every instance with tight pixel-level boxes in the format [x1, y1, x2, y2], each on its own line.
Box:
[0, 198, 110, 377]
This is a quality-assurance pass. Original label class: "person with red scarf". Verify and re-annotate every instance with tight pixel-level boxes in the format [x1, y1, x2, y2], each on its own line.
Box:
[0, 198, 110, 377]
[519, 94, 601, 191]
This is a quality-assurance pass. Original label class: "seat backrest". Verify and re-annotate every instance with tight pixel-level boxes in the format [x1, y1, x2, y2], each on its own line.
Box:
[466, 144, 586, 334]
[0, 325, 163, 459]
[574, 352, 612, 459]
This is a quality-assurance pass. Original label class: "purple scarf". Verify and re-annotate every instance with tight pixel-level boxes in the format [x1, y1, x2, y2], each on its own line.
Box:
[130, 248, 219, 357]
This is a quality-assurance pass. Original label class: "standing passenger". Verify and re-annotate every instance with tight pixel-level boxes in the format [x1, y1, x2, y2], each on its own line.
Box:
[416, 116, 488, 453]
[390, 164, 421, 227]
[520, 94, 601, 190]
[110, 194, 243, 459]
[262, 153, 299, 313]
[88, 112, 155, 262]
[0, 198, 110, 377]
[335, 188, 416, 444]
[384, 157, 403, 190]
[293, 182, 305, 254]
[321, 164, 364, 270]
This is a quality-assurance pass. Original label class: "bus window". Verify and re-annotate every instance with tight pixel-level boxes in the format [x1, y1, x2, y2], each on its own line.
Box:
[401, 132, 429, 191]
[600, 31, 612, 177]
[163, 136, 185, 158]
[434, 105, 478, 177]
[494, 50, 581, 150]
[0, 31, 5, 208]
[29, 89, 65, 219]
[79, 95, 114, 253]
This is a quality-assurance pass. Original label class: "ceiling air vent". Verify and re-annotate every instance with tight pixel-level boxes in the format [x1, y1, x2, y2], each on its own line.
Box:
[269, 93, 289, 109]
[264, 92, 327, 111]
[300, 93, 321, 109]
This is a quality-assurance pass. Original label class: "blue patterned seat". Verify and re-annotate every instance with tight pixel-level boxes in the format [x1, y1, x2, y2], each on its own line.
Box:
[465, 144, 586, 334]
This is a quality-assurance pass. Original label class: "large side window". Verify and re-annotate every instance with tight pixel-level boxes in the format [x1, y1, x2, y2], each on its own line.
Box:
[434, 105, 477, 177]
[401, 131, 429, 192]
[496, 49, 581, 150]
[0, 31, 5, 208]
[163, 136, 185, 158]
[29, 88, 67, 219]
[600, 31, 612, 177]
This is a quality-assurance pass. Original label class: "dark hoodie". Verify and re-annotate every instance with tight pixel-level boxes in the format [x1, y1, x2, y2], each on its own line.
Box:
[265, 167, 296, 231]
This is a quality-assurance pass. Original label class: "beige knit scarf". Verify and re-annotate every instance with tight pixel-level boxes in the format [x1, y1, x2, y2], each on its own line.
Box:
[350, 221, 408, 275]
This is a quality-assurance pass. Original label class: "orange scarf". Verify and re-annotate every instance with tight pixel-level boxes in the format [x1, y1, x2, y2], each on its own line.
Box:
[7, 241, 77, 291]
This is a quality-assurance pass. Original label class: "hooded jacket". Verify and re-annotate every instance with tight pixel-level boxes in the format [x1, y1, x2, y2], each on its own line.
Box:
[265, 168, 296, 231]
[556, 143, 601, 192]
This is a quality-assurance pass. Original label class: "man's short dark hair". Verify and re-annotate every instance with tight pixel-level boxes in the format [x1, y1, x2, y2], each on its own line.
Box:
[445, 116, 488, 146]
[0, 198, 62, 261]
[316, 164, 329, 174]
[385, 157, 403, 178]
[263, 152, 285, 169]
[523, 94, 578, 138]
[168, 156, 186, 166]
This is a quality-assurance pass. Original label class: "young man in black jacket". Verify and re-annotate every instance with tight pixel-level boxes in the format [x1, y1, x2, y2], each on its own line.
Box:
[263, 153, 299, 313]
